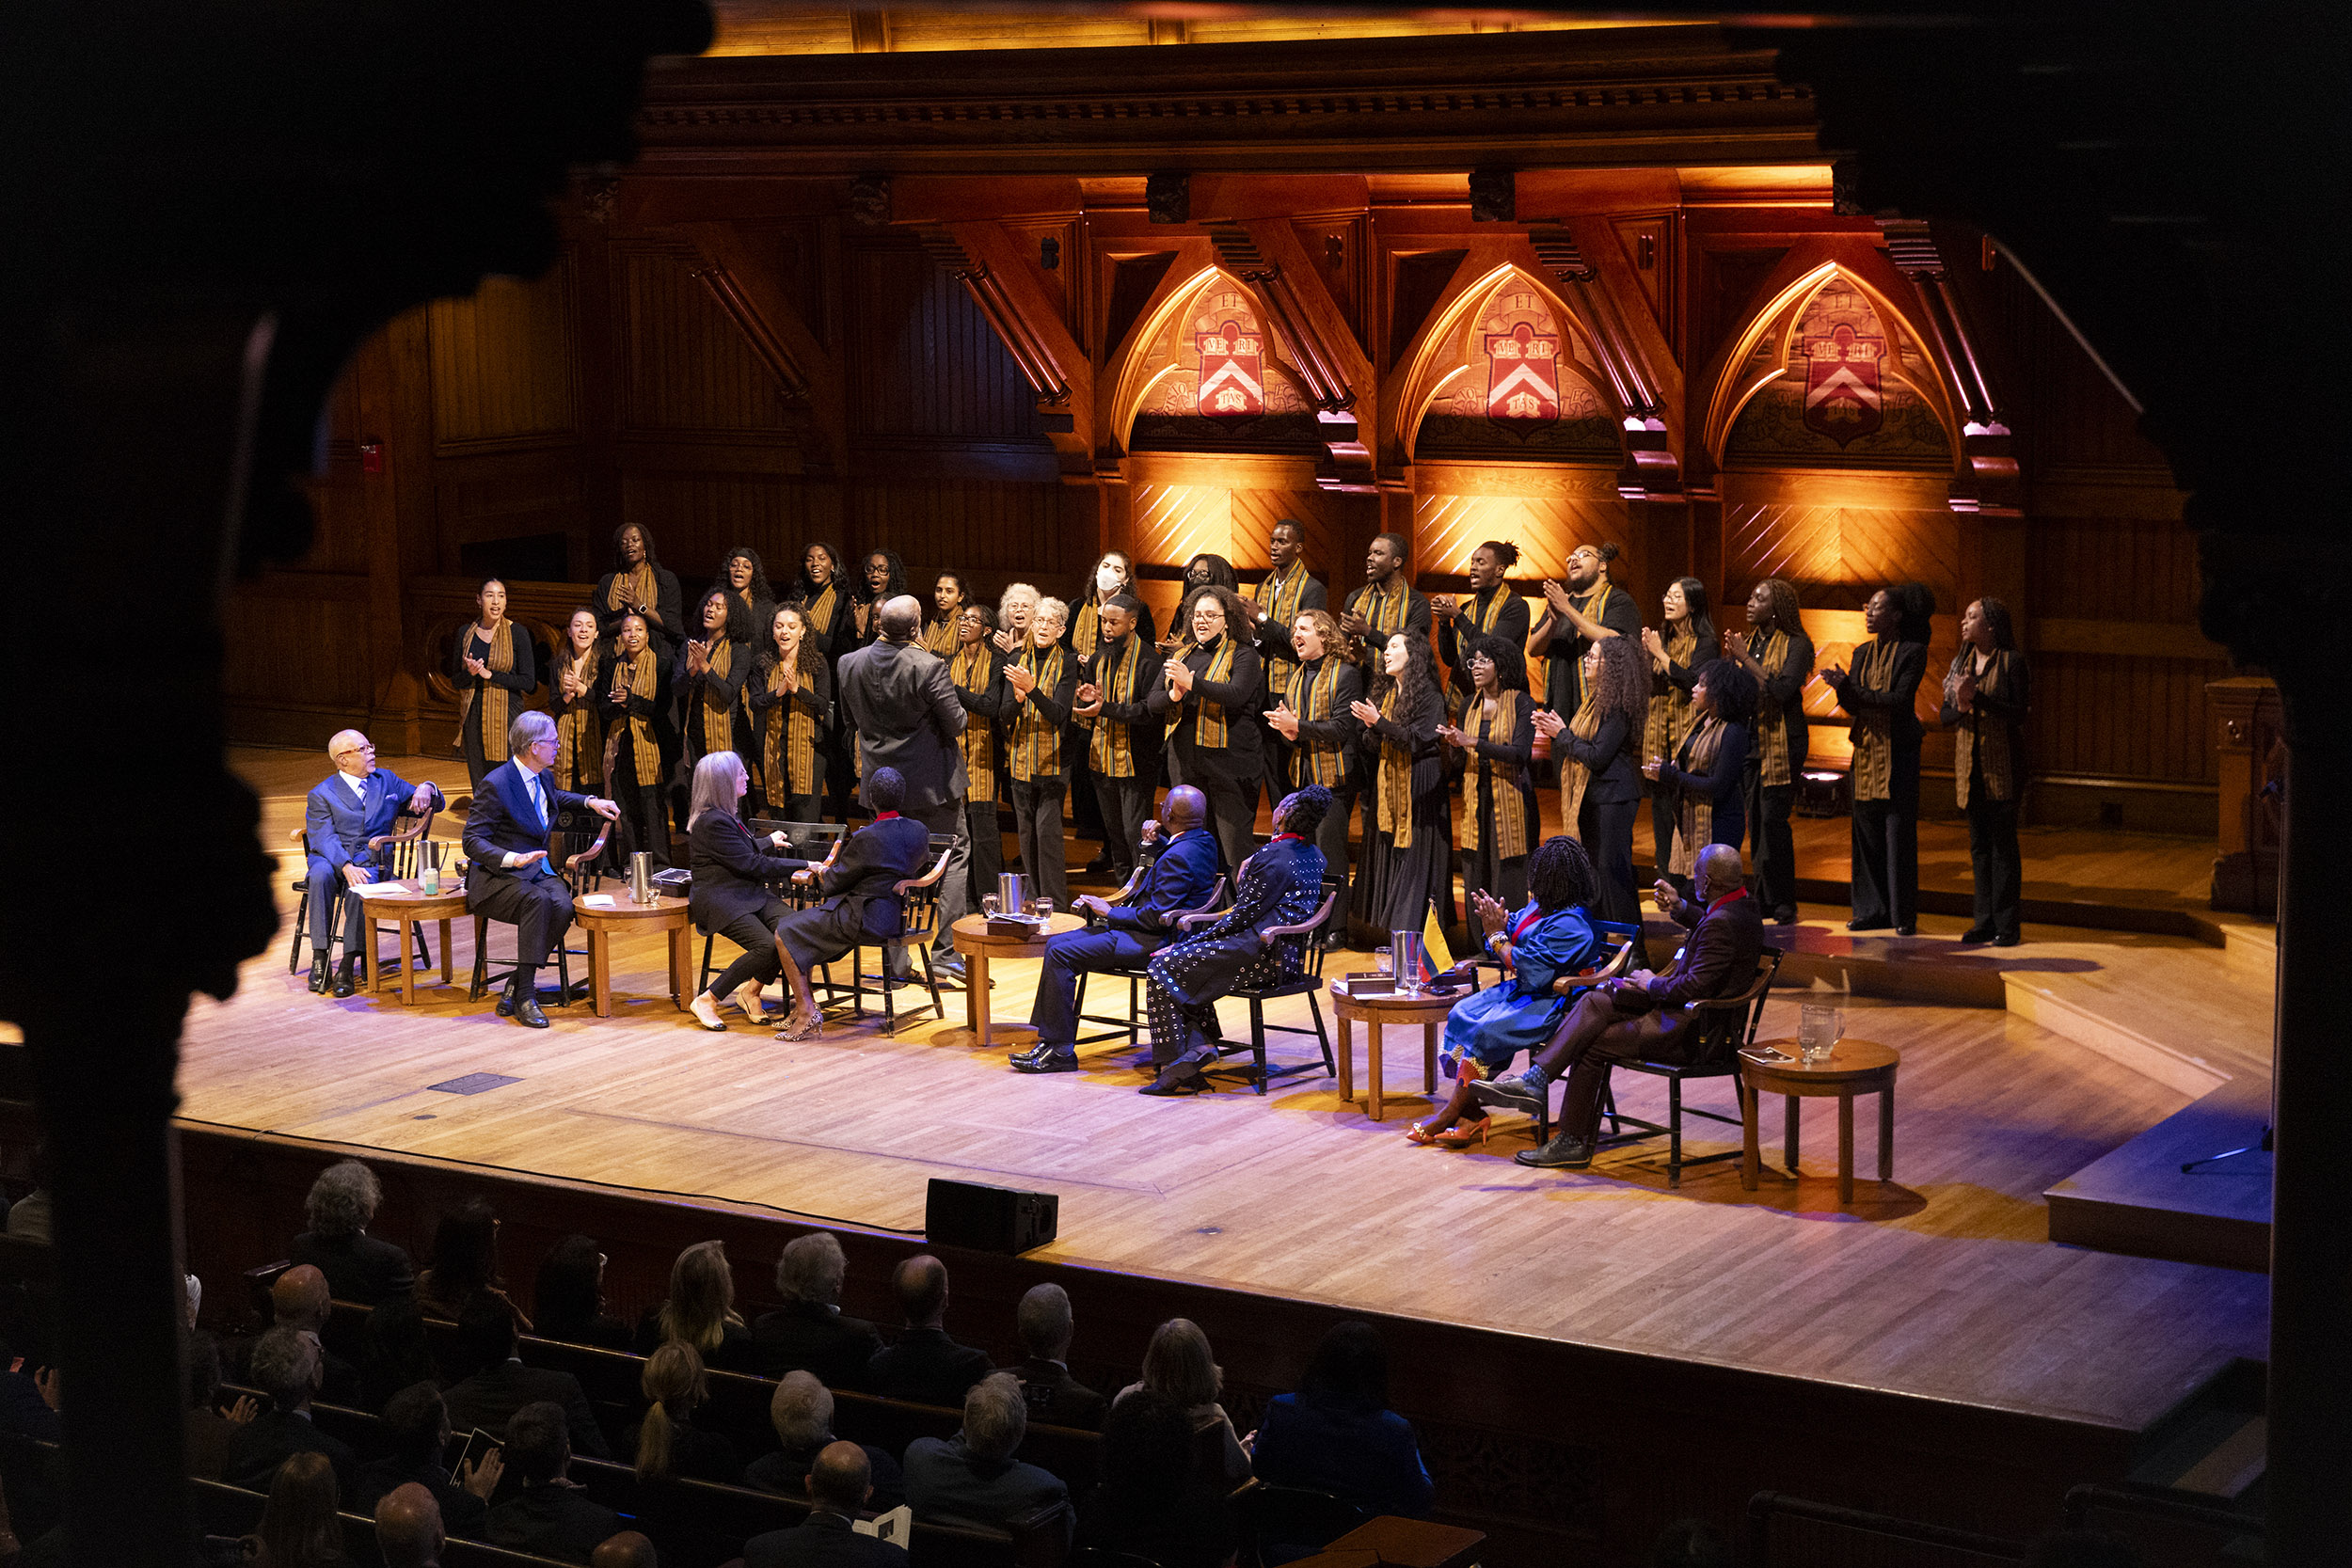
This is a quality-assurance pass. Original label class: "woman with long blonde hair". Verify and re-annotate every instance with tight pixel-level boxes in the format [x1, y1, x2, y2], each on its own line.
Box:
[636, 1239, 754, 1370]
[633, 1340, 744, 1485]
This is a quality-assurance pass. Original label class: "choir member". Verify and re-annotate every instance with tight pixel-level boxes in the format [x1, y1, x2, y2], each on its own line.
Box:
[946, 603, 1009, 906]
[923, 571, 970, 657]
[1349, 632, 1450, 943]
[1067, 551, 1150, 877]
[1639, 578, 1720, 882]
[1261, 608, 1361, 946]
[684, 752, 810, 1033]
[676, 588, 754, 771]
[789, 543, 855, 663]
[1004, 596, 1079, 910]
[710, 545, 776, 638]
[449, 578, 535, 792]
[1183, 553, 1240, 595]
[1825, 582, 1932, 934]
[1435, 541, 1531, 701]
[994, 581, 1040, 657]
[1723, 578, 1813, 925]
[1148, 585, 1264, 875]
[1535, 638, 1648, 927]
[598, 611, 678, 867]
[1438, 634, 1539, 927]
[1336, 532, 1430, 676]
[1074, 594, 1163, 883]
[595, 522, 683, 654]
[1248, 519, 1325, 808]
[1527, 540, 1638, 720]
[850, 549, 909, 652]
[747, 604, 833, 823]
[548, 607, 607, 800]
[1646, 658, 1756, 880]
[1942, 596, 2029, 946]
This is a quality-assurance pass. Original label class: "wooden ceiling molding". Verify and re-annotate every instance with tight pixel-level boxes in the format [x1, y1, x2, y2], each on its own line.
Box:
[1520, 222, 1683, 499]
[676, 221, 850, 475]
[1208, 221, 1378, 493]
[918, 221, 1097, 475]
[1879, 217, 2022, 517]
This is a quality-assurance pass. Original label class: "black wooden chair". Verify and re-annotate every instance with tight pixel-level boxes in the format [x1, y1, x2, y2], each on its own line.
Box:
[1200, 887, 1343, 1095]
[465, 804, 612, 1006]
[816, 833, 957, 1036]
[1070, 869, 1228, 1051]
[284, 802, 443, 979]
[695, 817, 849, 995]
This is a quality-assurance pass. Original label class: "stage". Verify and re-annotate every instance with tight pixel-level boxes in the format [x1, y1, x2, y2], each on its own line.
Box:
[180, 747, 2271, 1443]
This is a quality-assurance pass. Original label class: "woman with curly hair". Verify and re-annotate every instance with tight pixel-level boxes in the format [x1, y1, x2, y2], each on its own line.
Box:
[1723, 577, 1813, 924]
[709, 545, 776, 637]
[746, 603, 833, 822]
[1438, 633, 1539, 926]
[849, 547, 909, 649]
[1349, 631, 1451, 944]
[1825, 581, 1932, 933]
[1407, 837, 1604, 1147]
[675, 587, 755, 772]
[1148, 584, 1264, 871]
[791, 542, 856, 816]
[1537, 636, 1647, 926]
[1647, 657, 1757, 885]
[1639, 577, 1719, 879]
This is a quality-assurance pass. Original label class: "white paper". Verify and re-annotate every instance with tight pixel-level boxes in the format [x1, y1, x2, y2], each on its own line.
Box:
[856, 1507, 913, 1544]
[580, 894, 616, 908]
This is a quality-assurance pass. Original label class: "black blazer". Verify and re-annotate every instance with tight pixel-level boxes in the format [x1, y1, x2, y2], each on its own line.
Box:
[225, 1409, 358, 1495]
[1359, 682, 1446, 824]
[488, 1482, 622, 1564]
[353, 1454, 489, 1540]
[1438, 589, 1532, 693]
[1640, 890, 1766, 1014]
[814, 816, 934, 940]
[751, 1299, 885, 1388]
[1146, 634, 1263, 781]
[462, 761, 591, 894]
[441, 1360, 611, 1459]
[595, 564, 685, 650]
[1015, 1356, 1107, 1431]
[1248, 570, 1327, 675]
[690, 812, 808, 930]
[1748, 625, 1816, 773]
[1657, 721, 1752, 849]
[1557, 710, 1642, 806]
[289, 1228, 414, 1306]
[866, 1325, 993, 1409]
[746, 1510, 913, 1568]
[835, 640, 968, 813]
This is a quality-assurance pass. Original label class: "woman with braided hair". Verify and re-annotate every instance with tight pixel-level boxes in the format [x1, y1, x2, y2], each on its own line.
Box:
[1722, 577, 1814, 924]
[449, 578, 536, 792]
[1437, 633, 1539, 933]
[1536, 636, 1646, 926]
[1645, 657, 1756, 884]
[1825, 581, 1932, 934]
[1639, 577, 1719, 884]
[745, 603, 832, 822]
[1349, 631, 1451, 944]
[1941, 595, 2029, 945]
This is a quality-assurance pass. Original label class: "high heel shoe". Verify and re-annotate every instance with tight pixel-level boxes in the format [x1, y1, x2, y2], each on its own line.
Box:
[689, 993, 728, 1033]
[1404, 1120, 1442, 1147]
[1433, 1117, 1491, 1149]
[731, 981, 768, 1023]
[774, 1008, 825, 1042]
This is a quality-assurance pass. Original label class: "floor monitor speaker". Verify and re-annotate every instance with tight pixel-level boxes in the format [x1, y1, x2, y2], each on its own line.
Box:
[925, 1178, 1058, 1254]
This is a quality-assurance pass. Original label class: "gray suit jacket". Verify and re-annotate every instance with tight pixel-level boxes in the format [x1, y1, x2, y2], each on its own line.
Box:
[836, 639, 967, 812]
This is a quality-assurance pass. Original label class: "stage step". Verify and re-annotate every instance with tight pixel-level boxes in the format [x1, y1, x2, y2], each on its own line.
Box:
[2046, 1074, 2272, 1273]
[2129, 1358, 2268, 1506]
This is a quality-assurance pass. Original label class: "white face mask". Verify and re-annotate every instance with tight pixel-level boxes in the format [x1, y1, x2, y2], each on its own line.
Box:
[1095, 564, 1123, 595]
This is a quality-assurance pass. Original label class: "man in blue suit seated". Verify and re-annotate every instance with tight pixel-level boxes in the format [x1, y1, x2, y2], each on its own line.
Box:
[903, 1372, 1072, 1546]
[304, 729, 446, 997]
[463, 711, 619, 1029]
[1138, 784, 1332, 1097]
[1009, 784, 1222, 1075]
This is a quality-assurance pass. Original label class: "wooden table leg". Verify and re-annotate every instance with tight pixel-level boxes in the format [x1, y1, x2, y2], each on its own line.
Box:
[1740, 1078, 1761, 1192]
[971, 951, 993, 1046]
[1368, 1020, 1385, 1122]
[437, 919, 453, 987]
[401, 925, 418, 1006]
[591, 927, 613, 1017]
[669, 923, 691, 1007]
[1878, 1079, 1895, 1181]
[365, 918, 383, 994]
[1337, 1013, 1354, 1103]
[1837, 1090, 1855, 1207]
[1785, 1094, 1801, 1172]
[1422, 1022, 1437, 1095]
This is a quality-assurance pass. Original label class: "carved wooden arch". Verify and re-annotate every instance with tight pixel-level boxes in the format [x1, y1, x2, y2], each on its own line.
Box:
[1098, 258, 1312, 460]
[1379, 260, 1619, 468]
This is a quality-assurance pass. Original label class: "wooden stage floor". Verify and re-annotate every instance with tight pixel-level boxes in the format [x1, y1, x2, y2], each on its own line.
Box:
[188, 749, 2269, 1442]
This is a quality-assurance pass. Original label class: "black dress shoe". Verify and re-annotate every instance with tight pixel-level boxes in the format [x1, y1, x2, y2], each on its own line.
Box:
[1847, 918, 1893, 932]
[1514, 1132, 1595, 1169]
[1011, 1045, 1083, 1073]
[1138, 1058, 1206, 1096]
[1772, 908, 1800, 927]
[330, 961, 358, 999]
[309, 960, 332, 994]
[494, 988, 516, 1017]
[1083, 853, 1113, 875]
[1993, 931, 2022, 947]
[1895, 924, 1916, 937]
[1959, 926, 1995, 944]
[511, 993, 550, 1028]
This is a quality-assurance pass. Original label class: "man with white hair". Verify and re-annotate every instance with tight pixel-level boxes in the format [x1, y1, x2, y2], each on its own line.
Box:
[462, 709, 619, 1028]
[303, 728, 444, 996]
[1003, 595, 1078, 910]
[752, 1231, 882, 1386]
[291, 1157, 414, 1304]
[902, 1372, 1070, 1541]
[743, 1370, 905, 1508]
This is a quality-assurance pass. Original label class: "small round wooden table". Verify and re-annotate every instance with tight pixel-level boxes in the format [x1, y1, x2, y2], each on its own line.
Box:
[1738, 1037, 1900, 1206]
[356, 880, 467, 1006]
[571, 893, 692, 1018]
[1329, 983, 1461, 1122]
[943, 912, 1086, 1048]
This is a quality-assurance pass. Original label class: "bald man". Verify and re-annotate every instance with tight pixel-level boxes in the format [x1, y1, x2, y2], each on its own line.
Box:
[1011, 786, 1225, 1074]
[1476, 843, 1765, 1169]
[375, 1481, 445, 1568]
[303, 729, 444, 996]
[231, 1263, 361, 1405]
[592, 1532, 660, 1568]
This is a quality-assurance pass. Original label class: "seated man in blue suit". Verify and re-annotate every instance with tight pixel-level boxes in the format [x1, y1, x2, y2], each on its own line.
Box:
[305, 729, 445, 997]
[1009, 784, 1222, 1075]
[463, 711, 619, 1029]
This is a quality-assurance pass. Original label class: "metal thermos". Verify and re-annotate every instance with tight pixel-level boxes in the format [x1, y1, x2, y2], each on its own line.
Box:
[629, 851, 655, 905]
[997, 873, 1029, 917]
[419, 840, 441, 896]
[1391, 929, 1425, 992]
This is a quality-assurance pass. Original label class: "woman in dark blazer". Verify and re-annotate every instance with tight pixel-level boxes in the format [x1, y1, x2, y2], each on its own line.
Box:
[1537, 636, 1647, 927]
[1147, 585, 1264, 875]
[1647, 658, 1756, 885]
[1942, 595, 2030, 945]
[1438, 633, 1539, 935]
[675, 587, 755, 771]
[1350, 632, 1451, 943]
[1826, 582, 1932, 933]
[1251, 1322, 1433, 1520]
[684, 751, 807, 1032]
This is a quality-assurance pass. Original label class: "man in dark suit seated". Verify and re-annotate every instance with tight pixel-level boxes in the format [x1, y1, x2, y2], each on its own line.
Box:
[903, 1372, 1072, 1544]
[865, 1255, 991, 1408]
[485, 1401, 620, 1564]
[746, 1440, 911, 1568]
[768, 767, 933, 1042]
[303, 728, 446, 996]
[353, 1382, 499, 1540]
[461, 709, 620, 1028]
[227, 1265, 359, 1407]
[440, 1298, 611, 1459]
[744, 1371, 905, 1511]
[753, 1230, 883, 1386]
[375, 1481, 445, 1568]
[289, 1157, 414, 1304]
[226, 1327, 358, 1494]
[1477, 843, 1767, 1169]
[1009, 1284, 1105, 1431]
[1009, 784, 1223, 1075]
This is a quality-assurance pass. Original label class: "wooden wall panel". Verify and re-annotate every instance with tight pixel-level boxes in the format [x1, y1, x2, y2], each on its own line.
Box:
[849, 244, 1042, 441]
[1228, 488, 1324, 573]
[621, 468, 809, 577]
[853, 478, 1071, 581]
[1130, 481, 1231, 576]
[1722, 500, 1962, 615]
[615, 244, 795, 435]
[426, 265, 579, 450]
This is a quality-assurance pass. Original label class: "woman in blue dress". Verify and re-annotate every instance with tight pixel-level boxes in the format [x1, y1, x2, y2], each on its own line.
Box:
[1407, 835, 1606, 1148]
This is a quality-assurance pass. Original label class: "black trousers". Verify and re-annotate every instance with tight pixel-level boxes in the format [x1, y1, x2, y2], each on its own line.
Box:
[910, 798, 972, 956]
[612, 768, 673, 867]
[1263, 733, 1295, 822]
[1009, 775, 1069, 908]
[459, 706, 501, 794]
[1458, 787, 1528, 930]
[1070, 756, 1104, 839]
[1966, 778, 2023, 939]
[707, 898, 789, 996]
[1093, 772, 1153, 878]
[964, 797, 1005, 911]
[1310, 773, 1356, 942]
[760, 752, 825, 828]
[1745, 767, 1799, 917]
[1647, 787, 1677, 883]
[1578, 793, 1641, 928]
[470, 871, 574, 973]
[1174, 757, 1258, 880]
[1550, 989, 1703, 1144]
[1850, 752, 1921, 927]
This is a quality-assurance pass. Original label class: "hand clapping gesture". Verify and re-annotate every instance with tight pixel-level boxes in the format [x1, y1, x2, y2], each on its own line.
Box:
[1347, 697, 1381, 726]
[1641, 626, 1668, 669]
[1005, 662, 1037, 700]
[1434, 721, 1470, 750]
[1642, 754, 1664, 781]
[1954, 668, 1978, 713]
[1540, 579, 1576, 617]
[1073, 681, 1103, 719]
[1531, 707, 1565, 739]
[1137, 817, 1162, 847]
[1263, 702, 1299, 741]
[1336, 610, 1369, 641]
[464, 655, 490, 680]
[684, 639, 710, 677]
[1165, 660, 1195, 697]
[1472, 888, 1510, 938]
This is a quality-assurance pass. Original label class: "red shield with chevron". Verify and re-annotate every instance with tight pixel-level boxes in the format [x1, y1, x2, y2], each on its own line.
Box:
[1195, 317, 1264, 419]
[1484, 321, 1561, 428]
[1803, 321, 1884, 445]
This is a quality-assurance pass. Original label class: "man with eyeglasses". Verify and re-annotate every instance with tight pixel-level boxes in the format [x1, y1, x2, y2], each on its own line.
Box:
[465, 712, 621, 1028]
[304, 730, 445, 997]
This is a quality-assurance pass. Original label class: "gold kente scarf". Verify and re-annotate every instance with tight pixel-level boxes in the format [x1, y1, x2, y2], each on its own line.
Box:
[554, 644, 603, 790]
[613, 647, 661, 787]
[1848, 640, 1899, 802]
[803, 582, 838, 644]
[1644, 624, 1699, 763]
[454, 619, 515, 763]
[697, 639, 736, 757]
[760, 657, 818, 800]
[1009, 643, 1068, 782]
[1071, 600, 1102, 661]
[1285, 657, 1346, 786]
[607, 563, 655, 617]
[922, 618, 959, 657]
[1375, 687, 1418, 850]
[1671, 717, 1726, 876]
[1351, 579, 1411, 651]
[1461, 689, 1528, 860]
[1952, 647, 2020, 808]
[1167, 637, 1237, 750]
[1562, 685, 1601, 833]
[1252, 565, 1313, 693]
[1088, 637, 1144, 780]
[1750, 628, 1796, 787]
[950, 643, 997, 802]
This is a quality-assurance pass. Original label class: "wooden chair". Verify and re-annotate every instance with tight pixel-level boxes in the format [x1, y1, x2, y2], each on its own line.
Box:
[465, 806, 612, 1006]
[817, 834, 956, 1036]
[284, 802, 442, 977]
[1069, 870, 1228, 1050]
[1234, 1483, 1375, 1565]
[696, 818, 849, 994]
[1199, 888, 1343, 1095]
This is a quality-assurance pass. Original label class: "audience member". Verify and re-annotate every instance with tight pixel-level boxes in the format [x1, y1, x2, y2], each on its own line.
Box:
[374, 1482, 445, 1568]
[231, 1266, 360, 1407]
[486, 1402, 621, 1565]
[630, 1342, 743, 1485]
[865, 1256, 991, 1408]
[1115, 1320, 1249, 1490]
[743, 1372, 904, 1510]
[591, 1533, 660, 1568]
[745, 1441, 909, 1568]
[903, 1373, 1071, 1543]
[357, 1296, 442, 1416]
[353, 1383, 498, 1540]
[290, 1159, 415, 1304]
[0, 1361, 59, 1445]
[440, 1298, 610, 1460]
[247, 1449, 345, 1568]
[416, 1197, 530, 1328]
[228, 1328, 358, 1495]
[1010, 1284, 1105, 1432]
[753, 1231, 883, 1388]
[5, 1148, 50, 1243]
[1250, 1322, 1431, 1517]
[532, 1235, 629, 1352]
[184, 1325, 256, 1482]
[1074, 1389, 1236, 1568]
[1650, 1518, 1730, 1568]
[634, 1239, 754, 1370]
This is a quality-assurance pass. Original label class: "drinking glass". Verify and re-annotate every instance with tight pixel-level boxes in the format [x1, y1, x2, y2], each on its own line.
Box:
[1798, 1004, 1842, 1063]
[1035, 897, 1055, 921]
[981, 895, 1000, 917]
